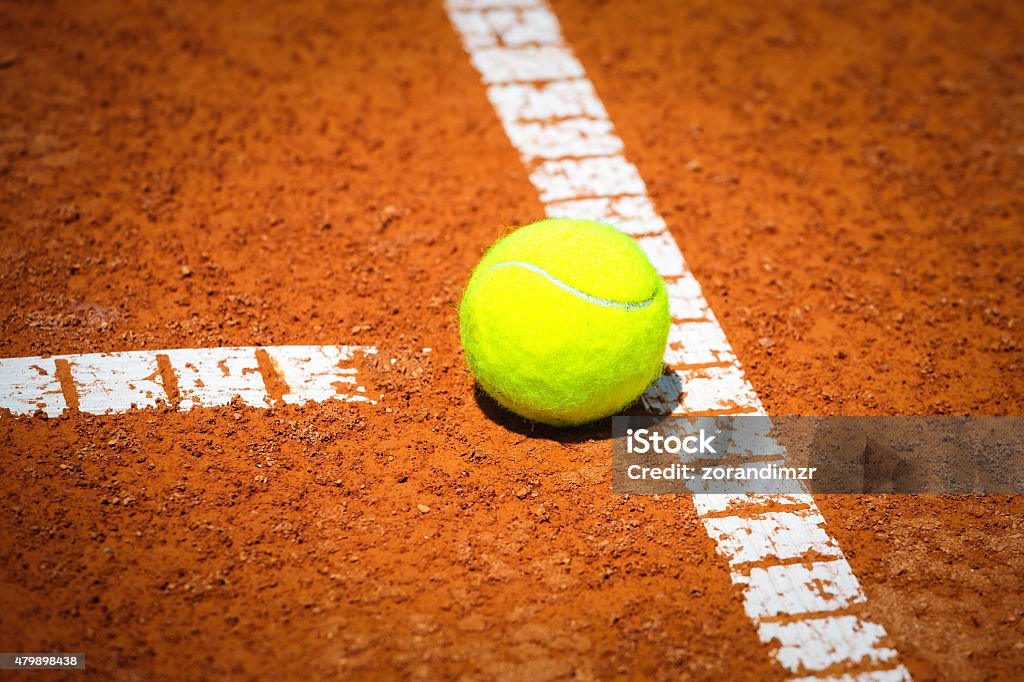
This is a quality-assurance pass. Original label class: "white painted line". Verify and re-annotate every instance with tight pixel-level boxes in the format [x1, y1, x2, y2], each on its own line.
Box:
[265, 345, 377, 405]
[0, 346, 377, 417]
[692, 492, 814, 516]
[505, 118, 623, 160]
[759, 616, 900, 675]
[163, 347, 268, 410]
[546, 195, 666, 236]
[0, 356, 66, 417]
[64, 351, 165, 414]
[665, 273, 714, 320]
[665, 320, 737, 366]
[701, 510, 844, 567]
[714, 415, 789, 458]
[446, 2, 908, 678]
[488, 81, 609, 122]
[530, 156, 648, 202]
[471, 46, 583, 83]
[634, 232, 687, 277]
[449, 6, 561, 49]
[673, 365, 763, 414]
[734, 559, 866, 621]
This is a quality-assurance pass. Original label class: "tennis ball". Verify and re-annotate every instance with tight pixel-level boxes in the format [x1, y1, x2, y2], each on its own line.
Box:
[459, 218, 670, 427]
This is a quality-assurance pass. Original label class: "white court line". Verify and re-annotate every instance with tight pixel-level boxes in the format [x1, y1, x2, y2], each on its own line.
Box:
[0, 345, 377, 416]
[444, 2, 910, 679]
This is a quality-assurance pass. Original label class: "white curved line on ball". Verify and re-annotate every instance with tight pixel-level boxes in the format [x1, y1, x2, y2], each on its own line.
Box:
[484, 260, 655, 311]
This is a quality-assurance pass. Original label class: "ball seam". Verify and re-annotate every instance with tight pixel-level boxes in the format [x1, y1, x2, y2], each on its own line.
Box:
[482, 260, 657, 311]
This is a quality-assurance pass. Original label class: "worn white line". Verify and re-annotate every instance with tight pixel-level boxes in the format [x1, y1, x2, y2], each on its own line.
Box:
[488, 80, 610, 122]
[530, 156, 648, 201]
[546, 195, 667, 236]
[67, 351, 165, 414]
[471, 45, 583, 83]
[0, 356, 67, 417]
[701, 510, 844, 567]
[734, 559, 866, 621]
[759, 616, 900, 675]
[0, 345, 377, 416]
[665, 320, 737, 366]
[163, 347, 267, 411]
[505, 118, 624, 160]
[265, 345, 374, 406]
[635, 232, 687, 278]
[445, 2, 909, 679]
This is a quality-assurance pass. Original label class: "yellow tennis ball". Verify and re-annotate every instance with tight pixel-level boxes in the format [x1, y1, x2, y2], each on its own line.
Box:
[459, 218, 670, 427]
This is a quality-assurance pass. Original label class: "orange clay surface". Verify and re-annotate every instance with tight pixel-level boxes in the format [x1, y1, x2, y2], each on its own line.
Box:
[1, 0, 1023, 680]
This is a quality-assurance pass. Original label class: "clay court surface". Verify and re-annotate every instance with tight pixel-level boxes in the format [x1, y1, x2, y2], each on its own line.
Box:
[1, 0, 1023, 679]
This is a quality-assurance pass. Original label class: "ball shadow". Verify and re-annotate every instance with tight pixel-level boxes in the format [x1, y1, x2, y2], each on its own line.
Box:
[472, 385, 612, 443]
[472, 369, 684, 444]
